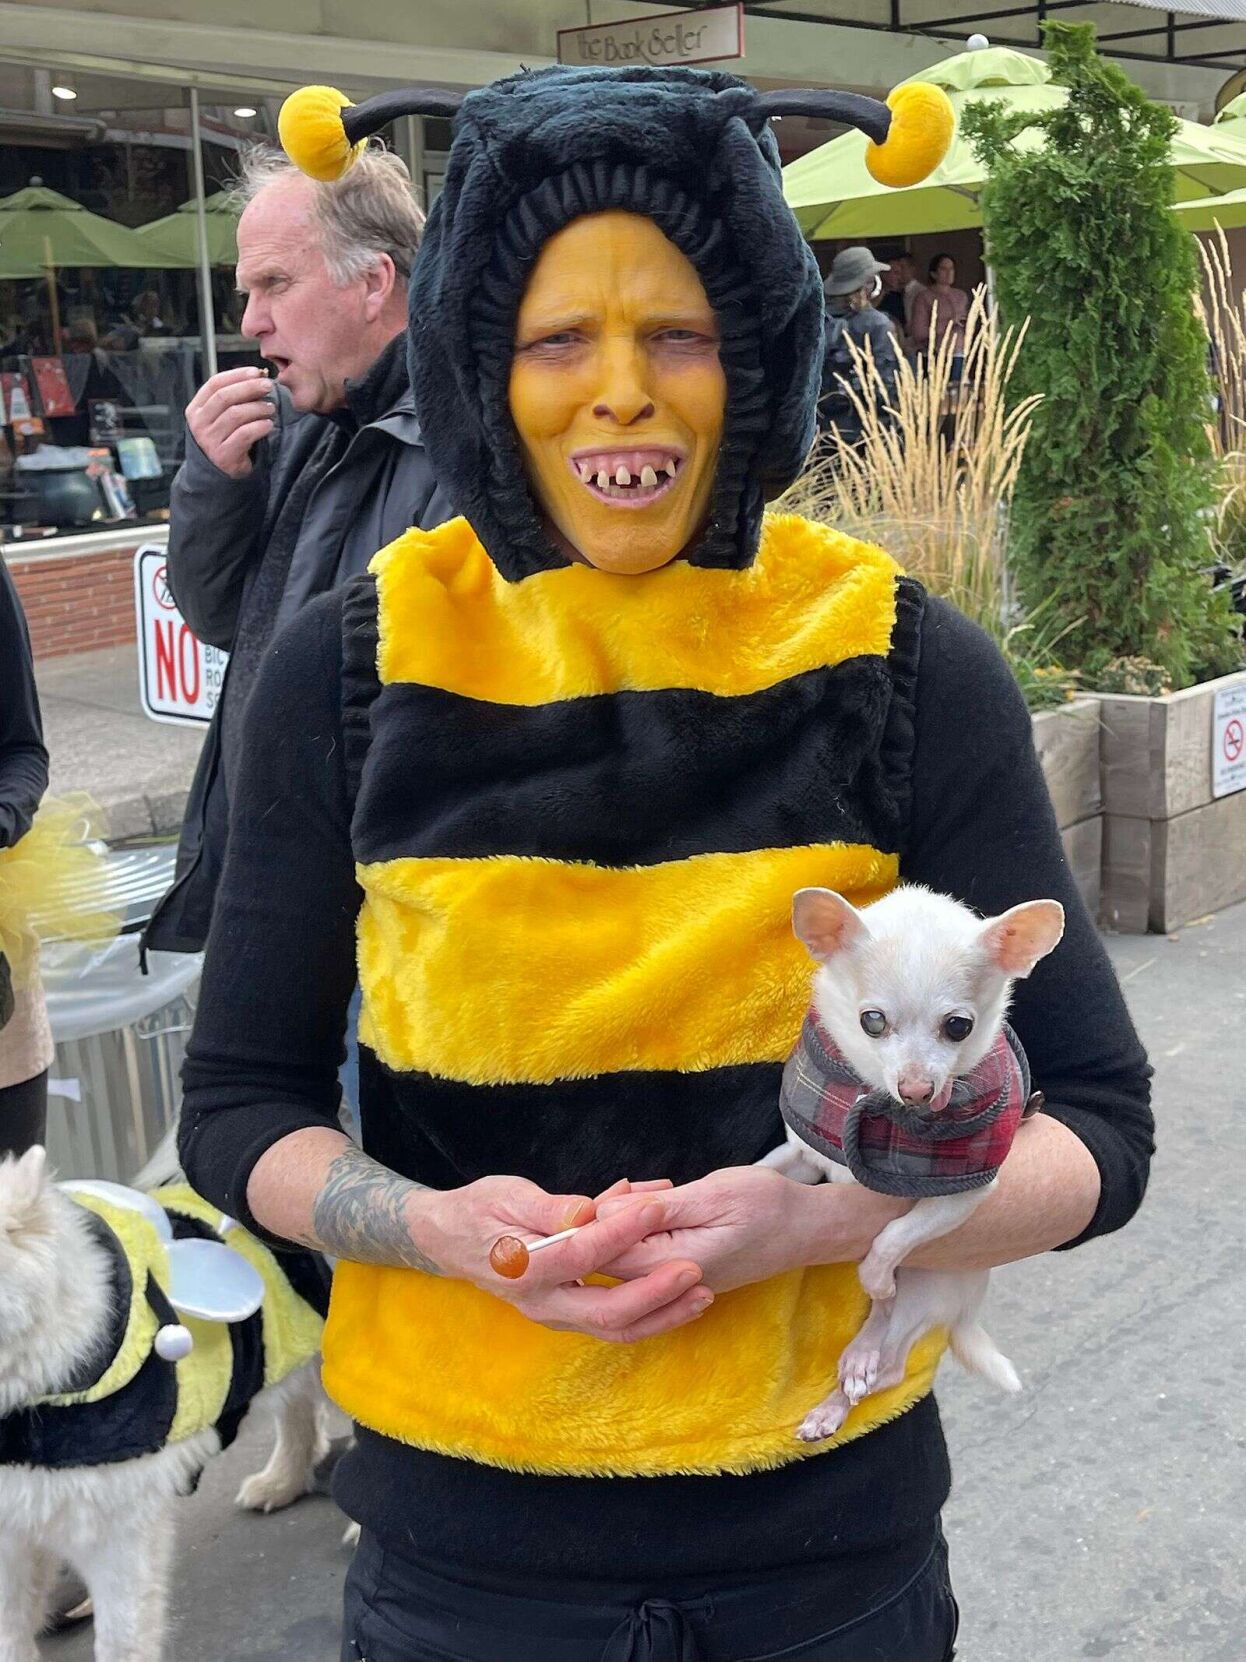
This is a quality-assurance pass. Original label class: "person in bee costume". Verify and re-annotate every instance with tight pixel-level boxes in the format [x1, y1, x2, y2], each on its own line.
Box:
[180, 63, 1153, 1661]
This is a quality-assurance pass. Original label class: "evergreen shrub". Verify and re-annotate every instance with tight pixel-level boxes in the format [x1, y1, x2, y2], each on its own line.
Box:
[964, 21, 1241, 691]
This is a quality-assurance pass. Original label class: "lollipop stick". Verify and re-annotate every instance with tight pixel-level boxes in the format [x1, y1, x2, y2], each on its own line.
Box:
[525, 1225, 583, 1253]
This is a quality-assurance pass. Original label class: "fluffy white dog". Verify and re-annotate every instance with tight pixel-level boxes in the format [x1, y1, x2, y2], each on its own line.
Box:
[0, 1146, 334, 1662]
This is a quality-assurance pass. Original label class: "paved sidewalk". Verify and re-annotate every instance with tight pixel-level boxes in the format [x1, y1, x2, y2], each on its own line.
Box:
[45, 906, 1245, 1662]
[35, 642, 204, 841]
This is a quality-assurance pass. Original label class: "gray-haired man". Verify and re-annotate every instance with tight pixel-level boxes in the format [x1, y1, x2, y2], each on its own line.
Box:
[145, 147, 452, 958]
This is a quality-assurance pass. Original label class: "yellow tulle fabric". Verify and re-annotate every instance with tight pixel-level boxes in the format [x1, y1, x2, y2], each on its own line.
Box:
[0, 795, 120, 984]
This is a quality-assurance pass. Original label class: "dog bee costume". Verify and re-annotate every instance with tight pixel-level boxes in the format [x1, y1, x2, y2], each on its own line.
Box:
[179, 57, 1151, 1632]
[0, 1181, 327, 1472]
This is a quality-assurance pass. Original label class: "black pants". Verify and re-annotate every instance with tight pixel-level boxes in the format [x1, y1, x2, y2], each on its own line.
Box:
[342, 1527, 958, 1662]
[0, 1068, 48, 1158]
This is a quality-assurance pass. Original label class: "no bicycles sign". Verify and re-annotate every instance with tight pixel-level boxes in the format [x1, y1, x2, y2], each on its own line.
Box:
[134, 544, 229, 727]
[1212, 683, 1246, 799]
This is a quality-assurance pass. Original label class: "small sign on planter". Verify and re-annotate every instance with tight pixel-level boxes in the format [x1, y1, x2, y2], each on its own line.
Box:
[1212, 682, 1246, 799]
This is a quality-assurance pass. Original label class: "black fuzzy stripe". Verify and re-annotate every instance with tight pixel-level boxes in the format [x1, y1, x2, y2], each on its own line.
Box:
[340, 571, 381, 816]
[0, 1274, 178, 1470]
[357, 1048, 786, 1195]
[880, 576, 924, 850]
[56, 1212, 133, 1395]
[353, 655, 901, 868]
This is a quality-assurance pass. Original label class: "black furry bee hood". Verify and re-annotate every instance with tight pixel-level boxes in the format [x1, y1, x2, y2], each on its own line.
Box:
[277, 65, 953, 579]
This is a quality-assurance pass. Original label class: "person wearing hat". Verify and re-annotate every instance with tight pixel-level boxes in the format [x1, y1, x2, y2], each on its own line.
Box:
[820, 245, 900, 449]
[178, 65, 1152, 1661]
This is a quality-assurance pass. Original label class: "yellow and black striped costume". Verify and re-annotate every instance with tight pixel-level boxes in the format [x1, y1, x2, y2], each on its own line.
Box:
[0, 1186, 328, 1471]
[324, 512, 942, 1477]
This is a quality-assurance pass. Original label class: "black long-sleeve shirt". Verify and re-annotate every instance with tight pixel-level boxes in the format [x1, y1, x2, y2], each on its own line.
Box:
[180, 584, 1153, 1577]
[0, 560, 49, 851]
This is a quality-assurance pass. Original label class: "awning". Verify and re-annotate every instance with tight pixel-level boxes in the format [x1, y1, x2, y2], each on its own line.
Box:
[740, 0, 1246, 74]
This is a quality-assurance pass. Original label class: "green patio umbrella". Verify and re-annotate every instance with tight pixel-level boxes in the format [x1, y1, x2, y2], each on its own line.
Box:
[0, 182, 187, 353]
[0, 184, 165, 276]
[784, 45, 1246, 241]
[1173, 185, 1246, 232]
[1213, 92, 1246, 143]
[1173, 96, 1246, 230]
[136, 192, 238, 268]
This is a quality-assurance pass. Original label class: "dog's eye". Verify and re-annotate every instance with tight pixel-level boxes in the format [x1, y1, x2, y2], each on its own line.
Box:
[942, 1014, 974, 1043]
[859, 1010, 887, 1038]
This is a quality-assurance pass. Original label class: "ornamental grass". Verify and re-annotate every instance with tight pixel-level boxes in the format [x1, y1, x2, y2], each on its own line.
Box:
[780, 290, 1076, 707]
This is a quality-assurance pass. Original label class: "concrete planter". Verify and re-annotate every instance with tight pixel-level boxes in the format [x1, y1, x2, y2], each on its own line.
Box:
[1032, 698, 1103, 917]
[1098, 667, 1246, 933]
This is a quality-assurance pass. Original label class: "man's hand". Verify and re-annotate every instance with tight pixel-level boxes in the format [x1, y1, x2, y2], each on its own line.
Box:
[596, 1166, 910, 1293]
[416, 1174, 713, 1345]
[186, 366, 276, 478]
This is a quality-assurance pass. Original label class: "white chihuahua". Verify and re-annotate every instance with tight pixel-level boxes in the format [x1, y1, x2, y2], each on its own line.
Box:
[762, 884, 1064, 1442]
[0, 1146, 332, 1662]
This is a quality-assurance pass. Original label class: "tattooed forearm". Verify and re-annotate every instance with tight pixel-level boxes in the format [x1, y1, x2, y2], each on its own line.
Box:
[307, 1145, 441, 1273]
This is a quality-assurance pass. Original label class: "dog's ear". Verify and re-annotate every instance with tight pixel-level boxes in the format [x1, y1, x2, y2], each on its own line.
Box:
[792, 888, 869, 961]
[979, 900, 1065, 978]
[0, 1145, 49, 1223]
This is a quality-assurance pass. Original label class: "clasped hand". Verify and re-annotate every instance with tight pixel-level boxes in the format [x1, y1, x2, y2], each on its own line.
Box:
[419, 1168, 907, 1345]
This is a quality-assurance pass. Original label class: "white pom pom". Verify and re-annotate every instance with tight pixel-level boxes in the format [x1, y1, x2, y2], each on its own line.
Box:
[155, 1323, 194, 1361]
[967, 33, 990, 50]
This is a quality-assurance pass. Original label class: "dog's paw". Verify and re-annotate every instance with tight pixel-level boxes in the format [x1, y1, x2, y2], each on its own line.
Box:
[341, 1519, 361, 1550]
[838, 1341, 881, 1404]
[235, 1468, 311, 1514]
[795, 1393, 850, 1443]
[857, 1252, 897, 1303]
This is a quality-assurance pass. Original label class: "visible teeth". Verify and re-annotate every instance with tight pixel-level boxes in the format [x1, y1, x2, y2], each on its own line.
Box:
[596, 471, 610, 489]
[664, 459, 677, 478]
[640, 465, 658, 488]
[615, 465, 631, 486]
[577, 462, 592, 481]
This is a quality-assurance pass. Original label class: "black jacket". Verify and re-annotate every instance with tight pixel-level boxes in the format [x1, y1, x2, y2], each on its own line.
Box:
[143, 341, 453, 958]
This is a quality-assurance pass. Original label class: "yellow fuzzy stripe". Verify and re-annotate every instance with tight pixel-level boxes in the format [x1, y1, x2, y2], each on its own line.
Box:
[322, 1259, 945, 1478]
[168, 1316, 234, 1447]
[358, 844, 898, 1084]
[371, 514, 900, 704]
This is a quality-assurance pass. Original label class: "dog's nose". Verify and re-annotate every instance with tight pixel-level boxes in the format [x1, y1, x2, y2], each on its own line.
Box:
[898, 1077, 935, 1105]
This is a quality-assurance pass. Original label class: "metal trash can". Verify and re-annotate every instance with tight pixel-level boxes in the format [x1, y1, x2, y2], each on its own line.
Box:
[42, 936, 201, 1183]
[40, 842, 200, 1184]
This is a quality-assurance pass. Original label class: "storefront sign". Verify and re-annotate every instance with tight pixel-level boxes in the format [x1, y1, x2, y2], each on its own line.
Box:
[557, 4, 744, 69]
[134, 544, 228, 727]
[1212, 682, 1246, 799]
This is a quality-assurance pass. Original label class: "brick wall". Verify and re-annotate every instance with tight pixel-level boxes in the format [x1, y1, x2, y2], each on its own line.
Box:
[8, 543, 149, 660]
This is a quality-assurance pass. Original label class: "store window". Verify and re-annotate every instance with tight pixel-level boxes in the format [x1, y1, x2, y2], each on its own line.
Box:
[0, 63, 426, 543]
[0, 65, 283, 541]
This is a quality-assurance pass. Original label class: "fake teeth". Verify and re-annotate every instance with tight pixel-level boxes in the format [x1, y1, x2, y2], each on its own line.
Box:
[573, 451, 683, 500]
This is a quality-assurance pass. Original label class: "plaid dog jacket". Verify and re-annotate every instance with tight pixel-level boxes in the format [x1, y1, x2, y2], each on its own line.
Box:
[779, 1010, 1041, 1197]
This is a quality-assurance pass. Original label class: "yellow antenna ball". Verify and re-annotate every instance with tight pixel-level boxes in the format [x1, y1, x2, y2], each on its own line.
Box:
[277, 85, 364, 182]
[865, 82, 955, 189]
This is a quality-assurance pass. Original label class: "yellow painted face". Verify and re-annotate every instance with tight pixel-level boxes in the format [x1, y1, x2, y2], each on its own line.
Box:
[508, 211, 726, 575]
